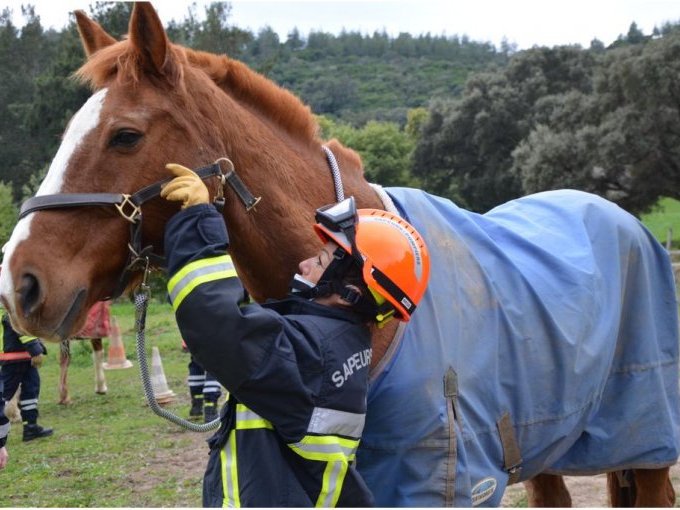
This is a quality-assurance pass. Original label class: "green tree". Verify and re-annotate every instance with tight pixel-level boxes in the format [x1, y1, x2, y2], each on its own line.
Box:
[302, 76, 359, 116]
[405, 107, 428, 140]
[90, 1, 133, 38]
[0, 181, 18, 250]
[414, 46, 598, 211]
[167, 2, 252, 57]
[0, 5, 58, 198]
[513, 30, 680, 215]
[319, 116, 419, 187]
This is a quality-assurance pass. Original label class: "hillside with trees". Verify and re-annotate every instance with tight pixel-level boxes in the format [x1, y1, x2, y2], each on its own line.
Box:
[0, 2, 506, 201]
[414, 22, 680, 214]
[0, 1, 678, 255]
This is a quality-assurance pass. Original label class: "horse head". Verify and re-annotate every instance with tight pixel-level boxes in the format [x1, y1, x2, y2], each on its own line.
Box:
[0, 2, 378, 342]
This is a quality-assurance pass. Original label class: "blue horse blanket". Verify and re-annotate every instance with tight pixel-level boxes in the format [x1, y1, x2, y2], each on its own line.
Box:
[356, 188, 680, 506]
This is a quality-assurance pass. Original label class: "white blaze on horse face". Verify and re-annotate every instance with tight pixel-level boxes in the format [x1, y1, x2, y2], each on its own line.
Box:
[0, 89, 109, 314]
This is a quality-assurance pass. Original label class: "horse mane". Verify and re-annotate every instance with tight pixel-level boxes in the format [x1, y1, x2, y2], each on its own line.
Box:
[185, 49, 320, 145]
[74, 41, 321, 146]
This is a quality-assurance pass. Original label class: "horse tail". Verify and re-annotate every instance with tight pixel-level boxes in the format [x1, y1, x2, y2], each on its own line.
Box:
[607, 470, 636, 507]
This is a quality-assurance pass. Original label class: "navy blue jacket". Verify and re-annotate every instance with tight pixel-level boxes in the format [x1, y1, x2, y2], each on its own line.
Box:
[164, 204, 374, 507]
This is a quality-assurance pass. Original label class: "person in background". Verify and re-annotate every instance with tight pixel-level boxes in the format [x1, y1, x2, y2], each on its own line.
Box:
[183, 340, 222, 423]
[160, 163, 430, 507]
[0, 312, 53, 442]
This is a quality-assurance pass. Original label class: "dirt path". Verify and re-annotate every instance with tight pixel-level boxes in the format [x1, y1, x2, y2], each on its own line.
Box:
[126, 429, 210, 507]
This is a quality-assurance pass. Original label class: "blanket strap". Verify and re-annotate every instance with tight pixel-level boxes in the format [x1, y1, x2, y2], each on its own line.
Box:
[497, 412, 523, 485]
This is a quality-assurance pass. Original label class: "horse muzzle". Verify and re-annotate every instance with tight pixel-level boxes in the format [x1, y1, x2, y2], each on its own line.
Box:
[2, 266, 89, 342]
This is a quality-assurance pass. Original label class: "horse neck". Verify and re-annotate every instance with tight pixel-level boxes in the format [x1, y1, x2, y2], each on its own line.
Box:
[191, 58, 399, 370]
[196, 58, 384, 301]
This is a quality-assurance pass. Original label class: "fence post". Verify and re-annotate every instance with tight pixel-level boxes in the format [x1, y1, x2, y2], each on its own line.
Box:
[666, 228, 673, 251]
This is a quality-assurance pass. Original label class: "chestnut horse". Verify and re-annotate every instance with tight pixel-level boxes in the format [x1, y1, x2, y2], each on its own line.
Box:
[0, 3, 677, 506]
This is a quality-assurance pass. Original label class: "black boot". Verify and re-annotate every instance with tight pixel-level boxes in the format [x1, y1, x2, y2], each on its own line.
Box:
[23, 423, 54, 442]
[204, 402, 218, 423]
[189, 398, 203, 420]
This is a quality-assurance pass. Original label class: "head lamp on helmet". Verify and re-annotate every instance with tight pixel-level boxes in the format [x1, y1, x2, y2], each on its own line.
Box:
[313, 199, 430, 323]
[314, 197, 363, 269]
[315, 197, 359, 235]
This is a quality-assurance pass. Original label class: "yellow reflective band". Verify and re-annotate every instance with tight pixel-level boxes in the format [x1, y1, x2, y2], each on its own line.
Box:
[19, 335, 38, 345]
[289, 435, 360, 462]
[168, 255, 237, 310]
[316, 460, 348, 508]
[220, 430, 240, 508]
[236, 419, 273, 430]
[235, 403, 273, 430]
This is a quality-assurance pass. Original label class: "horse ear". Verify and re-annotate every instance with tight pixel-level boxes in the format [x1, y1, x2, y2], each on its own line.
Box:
[74, 10, 117, 57]
[128, 2, 175, 77]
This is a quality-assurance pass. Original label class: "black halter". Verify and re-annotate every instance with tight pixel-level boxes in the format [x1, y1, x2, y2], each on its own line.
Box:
[19, 163, 223, 299]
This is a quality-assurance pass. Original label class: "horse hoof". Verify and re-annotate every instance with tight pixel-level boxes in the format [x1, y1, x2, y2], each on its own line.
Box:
[58, 398, 73, 405]
[95, 389, 108, 395]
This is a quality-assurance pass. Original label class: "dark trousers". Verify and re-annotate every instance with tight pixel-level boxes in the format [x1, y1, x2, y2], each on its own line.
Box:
[188, 357, 221, 404]
[1, 361, 41, 424]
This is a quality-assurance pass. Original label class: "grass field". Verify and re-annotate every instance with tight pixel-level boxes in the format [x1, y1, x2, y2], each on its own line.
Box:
[3, 299, 211, 507]
[641, 197, 680, 249]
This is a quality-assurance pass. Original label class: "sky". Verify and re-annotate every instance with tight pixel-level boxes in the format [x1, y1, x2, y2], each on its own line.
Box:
[2, 0, 680, 50]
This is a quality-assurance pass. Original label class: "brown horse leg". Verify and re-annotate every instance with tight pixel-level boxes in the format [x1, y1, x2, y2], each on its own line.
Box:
[633, 467, 675, 507]
[608, 467, 675, 507]
[523, 473, 572, 507]
[4, 385, 21, 423]
[91, 338, 107, 395]
[58, 339, 72, 405]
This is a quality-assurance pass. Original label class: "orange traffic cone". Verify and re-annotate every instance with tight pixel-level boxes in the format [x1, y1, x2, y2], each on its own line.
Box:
[151, 346, 176, 405]
[103, 316, 133, 370]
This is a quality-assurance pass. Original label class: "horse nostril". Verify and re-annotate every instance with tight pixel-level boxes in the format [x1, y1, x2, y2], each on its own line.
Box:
[18, 273, 41, 318]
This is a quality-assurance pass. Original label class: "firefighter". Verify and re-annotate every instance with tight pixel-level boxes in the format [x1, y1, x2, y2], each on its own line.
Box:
[185, 351, 222, 423]
[0, 312, 53, 442]
[160, 163, 430, 507]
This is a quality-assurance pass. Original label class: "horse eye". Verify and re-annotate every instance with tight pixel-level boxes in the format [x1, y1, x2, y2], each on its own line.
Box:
[109, 130, 142, 148]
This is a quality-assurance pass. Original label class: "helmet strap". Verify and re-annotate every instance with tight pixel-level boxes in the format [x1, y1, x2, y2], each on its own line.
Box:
[288, 246, 398, 325]
[289, 273, 317, 296]
[343, 224, 364, 270]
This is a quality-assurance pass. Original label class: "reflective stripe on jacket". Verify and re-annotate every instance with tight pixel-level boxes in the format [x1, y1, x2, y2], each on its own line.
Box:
[206, 401, 367, 507]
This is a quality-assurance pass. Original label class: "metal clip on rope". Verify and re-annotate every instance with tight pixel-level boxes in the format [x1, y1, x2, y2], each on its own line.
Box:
[134, 270, 220, 432]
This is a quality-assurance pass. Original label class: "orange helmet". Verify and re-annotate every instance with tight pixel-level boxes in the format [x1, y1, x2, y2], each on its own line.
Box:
[314, 200, 430, 322]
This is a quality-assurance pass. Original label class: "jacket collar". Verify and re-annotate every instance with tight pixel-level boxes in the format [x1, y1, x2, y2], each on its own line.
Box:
[263, 295, 366, 325]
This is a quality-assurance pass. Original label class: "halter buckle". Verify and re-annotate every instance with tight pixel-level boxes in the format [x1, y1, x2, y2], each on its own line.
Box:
[115, 194, 142, 224]
[215, 157, 262, 213]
